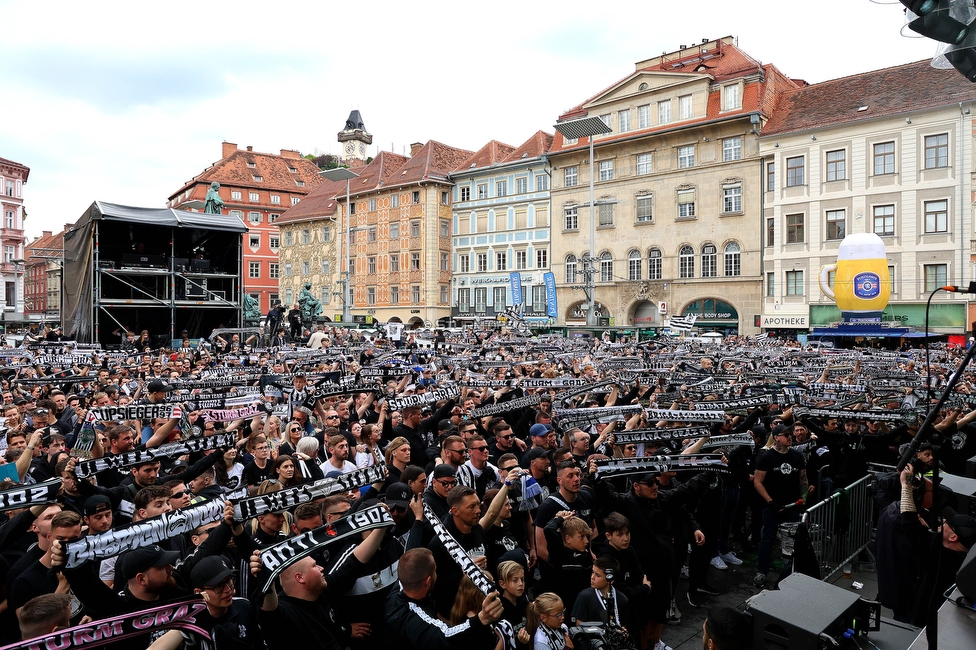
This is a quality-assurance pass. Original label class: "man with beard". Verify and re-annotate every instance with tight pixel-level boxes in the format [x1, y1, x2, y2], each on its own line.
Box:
[534, 462, 594, 563]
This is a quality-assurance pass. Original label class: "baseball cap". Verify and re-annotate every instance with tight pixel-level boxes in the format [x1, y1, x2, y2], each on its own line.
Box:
[83, 495, 112, 517]
[147, 379, 173, 393]
[438, 419, 456, 432]
[771, 424, 791, 438]
[190, 555, 235, 589]
[384, 482, 411, 510]
[529, 423, 553, 438]
[943, 507, 976, 550]
[432, 464, 457, 480]
[634, 472, 662, 485]
[118, 545, 180, 581]
[523, 447, 549, 464]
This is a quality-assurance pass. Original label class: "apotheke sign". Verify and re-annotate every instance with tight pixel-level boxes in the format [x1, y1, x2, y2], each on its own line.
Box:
[760, 314, 808, 329]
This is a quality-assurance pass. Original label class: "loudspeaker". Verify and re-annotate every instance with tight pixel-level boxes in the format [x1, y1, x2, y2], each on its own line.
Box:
[955, 544, 976, 602]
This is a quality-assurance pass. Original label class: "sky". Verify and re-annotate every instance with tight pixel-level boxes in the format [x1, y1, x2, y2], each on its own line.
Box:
[0, 0, 942, 239]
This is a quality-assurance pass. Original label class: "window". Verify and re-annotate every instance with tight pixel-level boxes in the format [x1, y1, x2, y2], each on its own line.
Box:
[5, 211, 13, 228]
[722, 184, 742, 213]
[724, 242, 741, 276]
[248, 212, 261, 224]
[516, 250, 527, 270]
[873, 205, 895, 236]
[600, 252, 613, 282]
[390, 255, 400, 272]
[496, 252, 507, 271]
[390, 223, 399, 239]
[411, 253, 421, 270]
[628, 250, 642, 281]
[270, 236, 279, 250]
[532, 285, 546, 312]
[516, 178, 528, 194]
[391, 285, 400, 305]
[248, 262, 260, 278]
[231, 191, 241, 200]
[493, 287, 507, 308]
[536, 249, 548, 268]
[366, 227, 376, 242]
[269, 263, 279, 279]
[826, 210, 846, 240]
[648, 249, 662, 280]
[365, 287, 375, 305]
[925, 133, 949, 169]
[316, 226, 328, 243]
[925, 200, 948, 233]
[302, 260, 310, 275]
[636, 195, 653, 222]
[295, 181, 305, 188]
[349, 202, 357, 216]
[599, 160, 614, 181]
[767, 272, 775, 297]
[410, 221, 421, 237]
[677, 189, 696, 218]
[566, 255, 578, 283]
[477, 253, 488, 273]
[701, 244, 717, 278]
[460, 187, 471, 202]
[269, 194, 281, 205]
[767, 162, 775, 191]
[925, 264, 948, 292]
[321, 260, 330, 274]
[678, 145, 695, 169]
[824, 149, 846, 182]
[679, 246, 694, 278]
[637, 104, 651, 129]
[723, 137, 742, 162]
[637, 153, 653, 176]
[249, 235, 260, 248]
[412, 191, 421, 204]
[598, 203, 614, 226]
[889, 266, 896, 295]
[368, 198, 376, 212]
[412, 285, 421, 304]
[458, 254, 470, 273]
[786, 214, 804, 243]
[391, 194, 400, 208]
[441, 191, 450, 205]
[618, 109, 631, 133]
[874, 142, 895, 175]
[658, 100, 671, 124]
[496, 181, 508, 197]
[440, 253, 449, 271]
[786, 270, 804, 295]
[301, 229, 310, 244]
[723, 84, 740, 110]
[767, 218, 775, 246]
[291, 197, 300, 206]
[536, 175, 548, 191]
[475, 287, 487, 312]
[249, 192, 259, 202]
[285, 231, 293, 246]
[439, 285, 448, 304]
[440, 220, 450, 237]
[564, 167, 578, 187]
[786, 157, 805, 186]
[349, 230, 357, 245]
[368, 257, 377, 274]
[284, 263, 292, 277]
[285, 288, 293, 305]
[564, 206, 578, 230]
[477, 184, 488, 199]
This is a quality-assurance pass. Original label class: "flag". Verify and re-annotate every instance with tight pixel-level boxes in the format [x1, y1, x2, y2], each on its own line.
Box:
[543, 272, 558, 318]
[668, 314, 697, 332]
[509, 273, 523, 306]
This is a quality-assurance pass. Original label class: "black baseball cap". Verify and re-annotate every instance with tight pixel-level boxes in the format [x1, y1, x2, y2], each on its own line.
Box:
[147, 380, 173, 393]
[118, 545, 180, 581]
[190, 555, 235, 589]
[384, 482, 411, 510]
[83, 495, 112, 516]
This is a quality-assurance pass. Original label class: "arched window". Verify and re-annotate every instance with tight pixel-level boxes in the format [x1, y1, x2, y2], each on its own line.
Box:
[648, 248, 662, 280]
[565, 254, 578, 284]
[679, 246, 694, 278]
[628, 250, 642, 281]
[724, 242, 741, 276]
[701, 244, 717, 278]
[600, 252, 614, 282]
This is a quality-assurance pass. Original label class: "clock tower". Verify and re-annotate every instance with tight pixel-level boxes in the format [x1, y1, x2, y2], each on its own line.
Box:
[337, 110, 373, 166]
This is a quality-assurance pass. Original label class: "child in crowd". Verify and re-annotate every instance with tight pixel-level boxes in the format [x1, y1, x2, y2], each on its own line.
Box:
[571, 557, 636, 649]
[497, 560, 531, 647]
[542, 512, 593, 613]
[527, 592, 571, 650]
[591, 513, 653, 648]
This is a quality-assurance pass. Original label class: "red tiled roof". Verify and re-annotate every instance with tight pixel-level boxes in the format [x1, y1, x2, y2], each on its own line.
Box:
[455, 141, 517, 173]
[274, 177, 347, 225]
[168, 148, 325, 200]
[761, 59, 976, 137]
[502, 131, 554, 163]
[395, 140, 473, 183]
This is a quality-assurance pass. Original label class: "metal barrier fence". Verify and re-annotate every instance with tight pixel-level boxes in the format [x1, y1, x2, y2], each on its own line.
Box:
[801, 473, 874, 581]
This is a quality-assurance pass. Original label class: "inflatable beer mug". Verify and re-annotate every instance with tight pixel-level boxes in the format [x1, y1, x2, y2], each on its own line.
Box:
[818, 233, 890, 323]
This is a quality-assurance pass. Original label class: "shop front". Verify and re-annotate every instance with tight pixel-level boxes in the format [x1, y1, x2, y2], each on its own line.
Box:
[565, 301, 612, 326]
[681, 298, 739, 335]
[809, 302, 968, 334]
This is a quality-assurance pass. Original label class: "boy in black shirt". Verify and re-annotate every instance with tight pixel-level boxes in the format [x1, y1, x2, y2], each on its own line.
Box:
[541, 512, 593, 612]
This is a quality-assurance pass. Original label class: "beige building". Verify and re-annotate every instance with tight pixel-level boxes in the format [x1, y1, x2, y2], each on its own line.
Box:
[548, 37, 797, 334]
[759, 59, 976, 336]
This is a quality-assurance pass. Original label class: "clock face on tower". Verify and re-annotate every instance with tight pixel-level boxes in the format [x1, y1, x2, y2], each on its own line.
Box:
[344, 142, 355, 155]
[358, 142, 366, 156]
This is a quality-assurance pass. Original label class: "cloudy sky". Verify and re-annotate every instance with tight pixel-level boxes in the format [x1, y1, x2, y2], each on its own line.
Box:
[2, 0, 939, 238]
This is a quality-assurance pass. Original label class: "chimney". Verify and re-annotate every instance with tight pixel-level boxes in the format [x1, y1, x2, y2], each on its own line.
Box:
[410, 142, 424, 157]
[42, 231, 52, 237]
[222, 142, 238, 158]
[280, 149, 301, 159]
[246, 145, 253, 152]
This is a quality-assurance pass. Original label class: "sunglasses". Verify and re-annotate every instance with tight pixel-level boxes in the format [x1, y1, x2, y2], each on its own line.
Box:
[170, 490, 187, 499]
[624, 445, 637, 451]
[436, 479, 457, 487]
[470, 446, 488, 453]
[289, 428, 302, 432]
[326, 415, 340, 419]
[497, 434, 513, 440]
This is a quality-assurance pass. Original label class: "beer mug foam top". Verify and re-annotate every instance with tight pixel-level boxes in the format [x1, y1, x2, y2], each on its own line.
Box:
[819, 233, 890, 323]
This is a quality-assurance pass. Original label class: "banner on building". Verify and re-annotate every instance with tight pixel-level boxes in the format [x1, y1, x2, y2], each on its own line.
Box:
[510, 273, 523, 306]
[543, 272, 557, 318]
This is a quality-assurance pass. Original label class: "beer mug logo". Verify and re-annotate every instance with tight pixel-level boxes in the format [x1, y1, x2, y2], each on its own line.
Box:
[853, 272, 881, 299]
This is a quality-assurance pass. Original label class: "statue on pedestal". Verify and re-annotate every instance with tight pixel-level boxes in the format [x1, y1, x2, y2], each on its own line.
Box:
[298, 283, 322, 325]
[204, 182, 224, 214]
[243, 294, 262, 325]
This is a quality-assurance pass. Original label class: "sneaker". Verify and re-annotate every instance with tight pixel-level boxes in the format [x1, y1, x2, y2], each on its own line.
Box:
[680, 564, 689, 578]
[753, 571, 766, 587]
[710, 555, 729, 570]
[686, 590, 702, 608]
[654, 642, 674, 650]
[697, 583, 720, 596]
[720, 551, 744, 566]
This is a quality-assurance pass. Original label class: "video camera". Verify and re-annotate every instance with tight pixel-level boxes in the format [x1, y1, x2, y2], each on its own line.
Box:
[568, 622, 607, 650]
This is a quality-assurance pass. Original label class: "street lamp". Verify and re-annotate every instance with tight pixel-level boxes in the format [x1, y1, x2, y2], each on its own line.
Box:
[553, 116, 612, 327]
[319, 167, 360, 324]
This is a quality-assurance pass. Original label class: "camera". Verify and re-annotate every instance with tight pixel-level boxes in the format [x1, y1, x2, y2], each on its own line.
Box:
[568, 622, 607, 650]
[909, 457, 928, 476]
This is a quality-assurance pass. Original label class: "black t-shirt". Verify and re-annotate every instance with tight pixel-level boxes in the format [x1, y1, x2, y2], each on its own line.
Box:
[534, 489, 595, 531]
[756, 448, 806, 504]
[242, 460, 274, 487]
[429, 515, 485, 618]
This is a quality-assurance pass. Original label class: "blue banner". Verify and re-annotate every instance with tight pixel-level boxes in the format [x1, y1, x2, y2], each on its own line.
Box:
[543, 272, 558, 318]
[509, 273, 523, 306]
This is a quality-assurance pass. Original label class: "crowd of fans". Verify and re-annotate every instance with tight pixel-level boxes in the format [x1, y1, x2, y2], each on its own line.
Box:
[0, 325, 970, 650]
